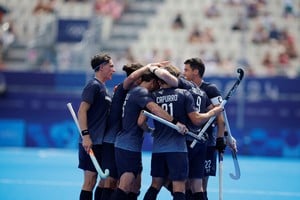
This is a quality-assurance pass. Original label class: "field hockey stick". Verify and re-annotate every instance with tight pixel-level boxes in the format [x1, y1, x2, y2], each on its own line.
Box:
[190, 68, 244, 148]
[142, 110, 207, 142]
[66, 103, 109, 179]
[218, 151, 224, 200]
[223, 110, 241, 180]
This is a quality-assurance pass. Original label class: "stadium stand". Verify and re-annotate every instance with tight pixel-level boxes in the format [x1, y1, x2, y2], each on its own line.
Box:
[0, 0, 299, 76]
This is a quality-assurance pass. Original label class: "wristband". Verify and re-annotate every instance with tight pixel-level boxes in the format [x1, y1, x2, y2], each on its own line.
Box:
[149, 66, 159, 73]
[171, 118, 178, 124]
[81, 129, 89, 136]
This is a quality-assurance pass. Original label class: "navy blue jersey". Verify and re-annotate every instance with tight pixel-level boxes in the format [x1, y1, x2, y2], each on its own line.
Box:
[114, 86, 154, 152]
[104, 83, 128, 143]
[151, 87, 197, 153]
[81, 78, 111, 144]
[200, 81, 223, 146]
[178, 77, 211, 136]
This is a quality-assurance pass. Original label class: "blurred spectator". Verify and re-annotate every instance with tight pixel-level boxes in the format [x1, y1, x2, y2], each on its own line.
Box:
[262, 50, 276, 75]
[231, 13, 248, 31]
[268, 23, 281, 41]
[276, 46, 291, 76]
[204, 1, 221, 18]
[94, 0, 125, 20]
[260, 11, 274, 31]
[251, 23, 268, 44]
[220, 55, 236, 76]
[171, 12, 185, 30]
[94, 0, 126, 41]
[1, 21, 16, 61]
[280, 29, 298, 59]
[202, 27, 215, 43]
[188, 23, 202, 43]
[225, 0, 242, 7]
[33, 0, 57, 15]
[246, 0, 259, 18]
[282, 0, 295, 18]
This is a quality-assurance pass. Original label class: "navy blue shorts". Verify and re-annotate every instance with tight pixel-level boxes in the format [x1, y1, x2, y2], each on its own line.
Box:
[101, 142, 118, 179]
[151, 152, 188, 181]
[204, 146, 217, 176]
[78, 143, 103, 173]
[187, 140, 207, 179]
[114, 147, 142, 179]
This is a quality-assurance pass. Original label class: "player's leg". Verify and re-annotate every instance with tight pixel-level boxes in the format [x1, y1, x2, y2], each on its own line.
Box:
[167, 152, 188, 200]
[100, 142, 118, 200]
[203, 146, 217, 200]
[78, 144, 98, 200]
[129, 173, 142, 200]
[91, 145, 105, 200]
[110, 148, 142, 200]
[202, 176, 209, 200]
[80, 171, 97, 200]
[187, 141, 207, 200]
[172, 181, 186, 200]
[143, 153, 167, 200]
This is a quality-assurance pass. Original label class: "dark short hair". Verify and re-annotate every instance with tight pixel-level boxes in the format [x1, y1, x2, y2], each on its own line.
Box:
[91, 53, 111, 71]
[122, 63, 144, 77]
[184, 57, 205, 77]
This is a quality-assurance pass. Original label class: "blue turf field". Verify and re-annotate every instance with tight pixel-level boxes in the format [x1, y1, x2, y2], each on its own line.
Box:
[0, 148, 299, 200]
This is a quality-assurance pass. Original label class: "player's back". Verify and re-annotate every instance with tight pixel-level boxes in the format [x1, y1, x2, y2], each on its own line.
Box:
[151, 87, 197, 153]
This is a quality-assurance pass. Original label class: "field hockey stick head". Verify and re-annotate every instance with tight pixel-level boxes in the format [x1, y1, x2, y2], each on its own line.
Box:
[237, 68, 244, 81]
[229, 150, 241, 180]
[102, 169, 110, 179]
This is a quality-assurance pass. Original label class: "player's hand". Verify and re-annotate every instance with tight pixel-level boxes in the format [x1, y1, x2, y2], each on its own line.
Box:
[82, 135, 93, 153]
[216, 137, 226, 153]
[176, 122, 188, 135]
[213, 106, 224, 115]
[147, 61, 170, 72]
[156, 61, 170, 67]
[226, 135, 238, 152]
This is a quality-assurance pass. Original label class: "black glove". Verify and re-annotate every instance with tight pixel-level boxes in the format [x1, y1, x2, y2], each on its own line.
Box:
[216, 137, 226, 153]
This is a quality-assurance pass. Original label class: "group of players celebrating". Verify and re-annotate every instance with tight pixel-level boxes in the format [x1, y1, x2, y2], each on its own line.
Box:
[76, 53, 237, 200]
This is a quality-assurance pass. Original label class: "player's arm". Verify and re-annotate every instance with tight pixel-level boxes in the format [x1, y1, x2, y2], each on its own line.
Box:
[149, 65, 179, 87]
[210, 95, 226, 153]
[77, 101, 93, 153]
[123, 65, 149, 90]
[137, 111, 154, 133]
[123, 61, 173, 90]
[188, 106, 223, 126]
